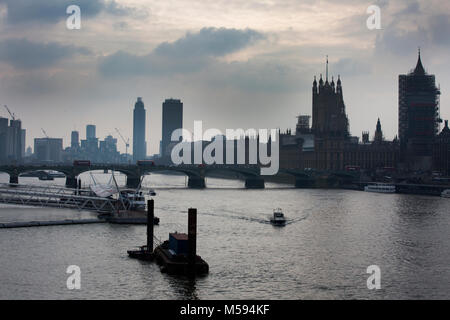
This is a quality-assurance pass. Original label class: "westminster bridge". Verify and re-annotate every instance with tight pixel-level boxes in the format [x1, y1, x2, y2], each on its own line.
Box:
[0, 163, 359, 189]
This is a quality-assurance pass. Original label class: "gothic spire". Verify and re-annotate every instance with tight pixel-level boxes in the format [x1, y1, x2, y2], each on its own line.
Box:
[414, 47, 426, 75]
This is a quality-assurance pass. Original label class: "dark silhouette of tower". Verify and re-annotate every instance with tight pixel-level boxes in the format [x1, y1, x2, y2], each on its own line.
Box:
[310, 58, 350, 170]
[161, 98, 183, 157]
[374, 118, 384, 143]
[398, 49, 441, 170]
[312, 58, 349, 137]
[133, 97, 147, 161]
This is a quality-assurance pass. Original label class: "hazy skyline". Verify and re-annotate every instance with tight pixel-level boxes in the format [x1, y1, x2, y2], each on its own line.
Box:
[0, 0, 449, 155]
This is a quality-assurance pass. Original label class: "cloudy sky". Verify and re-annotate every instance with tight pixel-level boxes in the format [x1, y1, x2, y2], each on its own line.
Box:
[0, 0, 449, 155]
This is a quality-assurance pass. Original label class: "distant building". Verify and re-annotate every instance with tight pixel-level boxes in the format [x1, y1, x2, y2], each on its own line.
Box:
[81, 124, 99, 159]
[279, 61, 399, 173]
[0, 117, 25, 164]
[34, 138, 63, 162]
[99, 135, 120, 163]
[312, 73, 349, 138]
[26, 146, 32, 157]
[399, 50, 441, 171]
[433, 120, 450, 176]
[86, 125, 96, 140]
[0, 117, 9, 163]
[133, 97, 147, 161]
[311, 71, 350, 170]
[71, 131, 80, 149]
[161, 98, 183, 157]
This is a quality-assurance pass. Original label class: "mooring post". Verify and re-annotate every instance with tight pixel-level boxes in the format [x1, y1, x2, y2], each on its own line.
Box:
[147, 199, 154, 253]
[77, 179, 81, 195]
[188, 208, 197, 274]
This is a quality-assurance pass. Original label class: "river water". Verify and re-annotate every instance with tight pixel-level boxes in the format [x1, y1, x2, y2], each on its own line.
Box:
[0, 172, 449, 299]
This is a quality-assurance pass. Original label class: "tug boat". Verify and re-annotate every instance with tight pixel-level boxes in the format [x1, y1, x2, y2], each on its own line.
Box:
[270, 208, 287, 226]
[364, 183, 396, 193]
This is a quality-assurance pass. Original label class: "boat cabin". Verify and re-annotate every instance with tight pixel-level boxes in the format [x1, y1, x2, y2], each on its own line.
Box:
[169, 233, 189, 256]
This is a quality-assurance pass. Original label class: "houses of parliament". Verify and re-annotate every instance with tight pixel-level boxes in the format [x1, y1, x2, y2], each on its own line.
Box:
[279, 52, 450, 176]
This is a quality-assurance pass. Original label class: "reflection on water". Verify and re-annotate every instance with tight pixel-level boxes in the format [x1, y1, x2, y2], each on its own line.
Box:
[0, 172, 449, 299]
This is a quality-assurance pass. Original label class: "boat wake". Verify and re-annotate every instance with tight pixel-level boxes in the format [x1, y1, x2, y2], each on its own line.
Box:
[160, 206, 312, 226]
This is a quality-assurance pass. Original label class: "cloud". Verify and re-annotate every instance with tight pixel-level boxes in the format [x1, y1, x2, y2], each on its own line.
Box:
[99, 27, 265, 77]
[0, 0, 145, 25]
[104, 0, 149, 18]
[374, 0, 450, 56]
[203, 58, 307, 93]
[429, 14, 450, 46]
[333, 58, 372, 77]
[154, 27, 265, 58]
[0, 38, 91, 69]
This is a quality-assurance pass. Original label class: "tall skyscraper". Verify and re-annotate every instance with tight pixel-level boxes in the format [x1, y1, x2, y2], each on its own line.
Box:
[0, 117, 25, 164]
[71, 131, 80, 149]
[86, 125, 96, 140]
[0, 117, 9, 163]
[399, 50, 441, 170]
[161, 98, 183, 156]
[133, 97, 147, 161]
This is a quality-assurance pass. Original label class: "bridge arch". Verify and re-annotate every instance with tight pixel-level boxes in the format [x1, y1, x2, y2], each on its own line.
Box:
[277, 169, 316, 188]
[204, 166, 264, 189]
[145, 167, 206, 189]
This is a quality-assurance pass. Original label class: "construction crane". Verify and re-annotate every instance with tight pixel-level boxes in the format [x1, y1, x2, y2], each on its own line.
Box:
[41, 128, 49, 138]
[115, 128, 130, 155]
[4, 105, 16, 120]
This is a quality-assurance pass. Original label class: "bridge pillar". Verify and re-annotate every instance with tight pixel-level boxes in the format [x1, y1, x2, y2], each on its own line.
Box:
[126, 175, 141, 189]
[188, 176, 206, 189]
[9, 175, 19, 185]
[65, 176, 77, 189]
[245, 177, 265, 189]
[295, 178, 315, 188]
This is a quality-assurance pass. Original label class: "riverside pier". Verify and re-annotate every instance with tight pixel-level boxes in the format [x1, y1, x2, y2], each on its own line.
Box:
[127, 199, 209, 276]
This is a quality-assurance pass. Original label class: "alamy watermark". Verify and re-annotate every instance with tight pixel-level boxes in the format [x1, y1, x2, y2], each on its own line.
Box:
[66, 265, 81, 290]
[170, 121, 279, 175]
[366, 5, 381, 30]
[366, 265, 381, 290]
[66, 5, 81, 30]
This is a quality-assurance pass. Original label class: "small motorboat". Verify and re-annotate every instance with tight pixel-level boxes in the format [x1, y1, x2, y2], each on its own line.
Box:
[270, 208, 287, 226]
[441, 189, 450, 198]
[148, 189, 157, 196]
[127, 246, 154, 261]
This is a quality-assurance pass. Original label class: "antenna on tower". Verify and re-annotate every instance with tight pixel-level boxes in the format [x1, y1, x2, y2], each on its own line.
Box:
[326, 55, 329, 81]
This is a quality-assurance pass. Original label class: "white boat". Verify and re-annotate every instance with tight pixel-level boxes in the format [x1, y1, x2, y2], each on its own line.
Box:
[148, 189, 157, 196]
[270, 208, 287, 226]
[364, 183, 396, 193]
[441, 189, 450, 198]
[120, 190, 147, 211]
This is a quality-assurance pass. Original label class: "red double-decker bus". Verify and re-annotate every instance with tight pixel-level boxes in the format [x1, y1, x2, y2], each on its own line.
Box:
[137, 160, 155, 166]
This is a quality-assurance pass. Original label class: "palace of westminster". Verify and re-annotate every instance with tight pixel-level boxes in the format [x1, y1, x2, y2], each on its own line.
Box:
[279, 52, 450, 176]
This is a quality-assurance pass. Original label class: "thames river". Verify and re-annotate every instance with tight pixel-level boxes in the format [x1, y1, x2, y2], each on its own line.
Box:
[0, 172, 449, 299]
